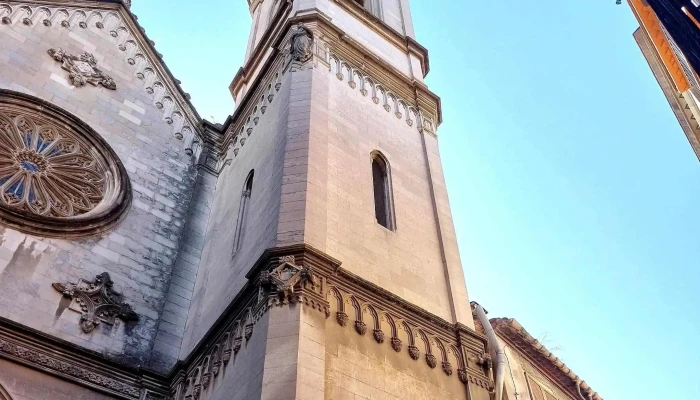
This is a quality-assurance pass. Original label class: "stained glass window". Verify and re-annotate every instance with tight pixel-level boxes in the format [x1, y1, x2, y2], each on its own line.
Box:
[0, 89, 131, 237]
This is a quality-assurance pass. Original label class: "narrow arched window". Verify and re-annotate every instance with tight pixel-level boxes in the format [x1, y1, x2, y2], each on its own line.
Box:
[371, 152, 395, 230]
[232, 170, 254, 257]
[354, 0, 382, 18]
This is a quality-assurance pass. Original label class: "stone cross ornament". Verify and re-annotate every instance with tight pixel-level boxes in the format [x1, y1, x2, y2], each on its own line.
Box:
[52, 272, 138, 333]
[48, 48, 117, 90]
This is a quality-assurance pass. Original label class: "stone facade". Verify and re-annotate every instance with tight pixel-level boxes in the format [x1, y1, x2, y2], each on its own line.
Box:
[0, 1, 601, 400]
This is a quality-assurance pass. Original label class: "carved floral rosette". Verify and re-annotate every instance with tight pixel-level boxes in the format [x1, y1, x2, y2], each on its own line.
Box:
[0, 90, 131, 237]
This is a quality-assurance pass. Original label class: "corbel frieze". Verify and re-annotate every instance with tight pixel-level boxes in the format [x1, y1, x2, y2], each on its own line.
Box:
[327, 51, 437, 135]
[325, 277, 478, 382]
[0, 1, 202, 157]
[166, 249, 332, 399]
[170, 244, 493, 394]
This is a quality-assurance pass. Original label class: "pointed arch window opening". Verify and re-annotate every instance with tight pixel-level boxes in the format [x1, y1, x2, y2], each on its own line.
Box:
[353, 0, 383, 19]
[232, 171, 254, 258]
[371, 152, 395, 231]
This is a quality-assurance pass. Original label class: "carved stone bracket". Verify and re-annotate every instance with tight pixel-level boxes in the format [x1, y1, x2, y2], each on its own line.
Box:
[52, 272, 138, 333]
[425, 353, 437, 369]
[391, 337, 402, 352]
[290, 24, 314, 64]
[48, 48, 116, 90]
[260, 255, 316, 305]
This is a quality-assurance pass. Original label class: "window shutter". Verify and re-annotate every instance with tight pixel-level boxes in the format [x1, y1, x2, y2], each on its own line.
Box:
[526, 375, 546, 400]
[544, 393, 559, 400]
[525, 374, 559, 400]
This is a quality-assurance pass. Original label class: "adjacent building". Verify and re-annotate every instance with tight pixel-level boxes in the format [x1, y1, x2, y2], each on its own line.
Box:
[628, 0, 700, 160]
[0, 0, 602, 399]
[472, 307, 602, 400]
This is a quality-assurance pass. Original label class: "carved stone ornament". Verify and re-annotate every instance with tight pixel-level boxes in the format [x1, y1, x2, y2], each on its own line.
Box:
[47, 48, 117, 90]
[290, 24, 314, 63]
[244, 323, 254, 341]
[0, 90, 131, 237]
[408, 345, 420, 361]
[442, 361, 453, 376]
[373, 329, 385, 344]
[354, 320, 367, 336]
[391, 337, 402, 352]
[425, 354, 437, 369]
[260, 255, 315, 303]
[52, 272, 138, 333]
[0, 337, 141, 398]
[458, 368, 468, 384]
[336, 311, 349, 326]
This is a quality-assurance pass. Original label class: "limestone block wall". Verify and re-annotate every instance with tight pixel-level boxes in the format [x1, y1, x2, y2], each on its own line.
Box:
[181, 65, 292, 355]
[308, 60, 461, 323]
[199, 312, 270, 400]
[325, 317, 466, 400]
[314, 0, 421, 80]
[150, 168, 217, 372]
[0, 4, 200, 366]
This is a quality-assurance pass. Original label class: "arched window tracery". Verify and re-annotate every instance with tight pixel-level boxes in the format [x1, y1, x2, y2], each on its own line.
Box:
[0, 89, 131, 237]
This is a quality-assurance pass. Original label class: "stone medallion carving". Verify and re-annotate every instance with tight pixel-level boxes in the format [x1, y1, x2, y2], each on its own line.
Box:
[52, 272, 138, 333]
[260, 255, 315, 303]
[0, 90, 131, 237]
[290, 24, 313, 63]
[48, 48, 117, 90]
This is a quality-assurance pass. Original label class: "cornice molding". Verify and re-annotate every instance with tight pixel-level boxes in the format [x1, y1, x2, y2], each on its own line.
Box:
[0, 0, 204, 158]
[0, 317, 168, 399]
[230, 11, 442, 127]
[332, 0, 430, 77]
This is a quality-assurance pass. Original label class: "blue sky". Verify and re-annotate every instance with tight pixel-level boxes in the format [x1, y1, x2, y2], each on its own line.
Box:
[131, 1, 700, 399]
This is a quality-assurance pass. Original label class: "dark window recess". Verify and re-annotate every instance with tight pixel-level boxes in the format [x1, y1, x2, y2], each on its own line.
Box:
[372, 155, 393, 230]
[232, 170, 254, 257]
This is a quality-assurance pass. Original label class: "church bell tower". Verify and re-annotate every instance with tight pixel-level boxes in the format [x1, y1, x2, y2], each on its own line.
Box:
[175, 0, 496, 399]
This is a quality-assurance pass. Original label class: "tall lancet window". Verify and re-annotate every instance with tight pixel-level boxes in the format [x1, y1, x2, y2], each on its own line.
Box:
[232, 170, 254, 257]
[353, 0, 383, 19]
[371, 152, 395, 230]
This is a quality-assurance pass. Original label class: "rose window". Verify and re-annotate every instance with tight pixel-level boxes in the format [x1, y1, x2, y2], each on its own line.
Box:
[0, 90, 131, 237]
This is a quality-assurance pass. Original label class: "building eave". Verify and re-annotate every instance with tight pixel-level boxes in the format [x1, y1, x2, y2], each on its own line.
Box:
[490, 318, 604, 400]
